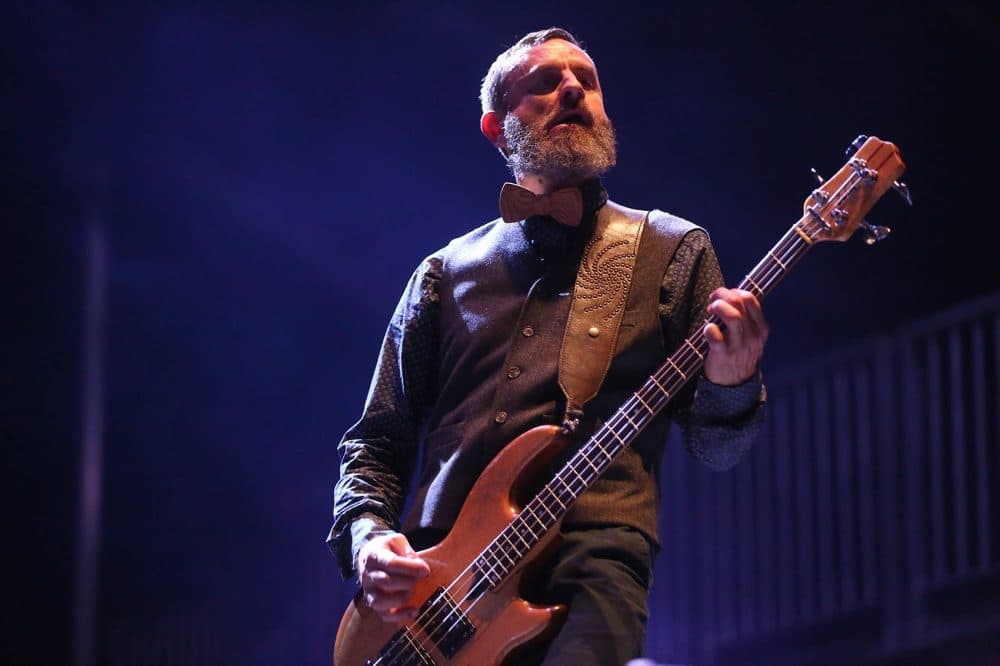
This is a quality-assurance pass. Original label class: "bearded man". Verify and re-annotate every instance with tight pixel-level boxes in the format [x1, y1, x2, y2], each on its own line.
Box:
[329, 28, 768, 665]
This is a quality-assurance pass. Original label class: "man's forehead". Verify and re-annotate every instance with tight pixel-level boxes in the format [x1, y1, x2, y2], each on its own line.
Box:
[512, 39, 597, 78]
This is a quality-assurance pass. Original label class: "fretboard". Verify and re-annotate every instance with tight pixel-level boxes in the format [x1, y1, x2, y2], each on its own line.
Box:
[470, 216, 816, 591]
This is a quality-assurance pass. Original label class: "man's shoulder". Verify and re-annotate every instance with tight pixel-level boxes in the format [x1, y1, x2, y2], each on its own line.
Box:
[440, 217, 505, 250]
[605, 199, 705, 238]
[428, 217, 528, 268]
[645, 208, 705, 240]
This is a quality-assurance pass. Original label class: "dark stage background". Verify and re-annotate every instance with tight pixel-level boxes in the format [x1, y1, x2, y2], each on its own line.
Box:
[6, 1, 998, 664]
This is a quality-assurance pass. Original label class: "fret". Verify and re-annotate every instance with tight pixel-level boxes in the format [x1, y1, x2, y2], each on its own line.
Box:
[545, 484, 570, 511]
[482, 549, 504, 574]
[666, 358, 687, 380]
[683, 338, 705, 359]
[621, 410, 641, 430]
[521, 507, 542, 538]
[567, 463, 589, 488]
[634, 392, 655, 414]
[535, 493, 560, 520]
[744, 275, 764, 297]
[592, 437, 615, 462]
[509, 523, 532, 550]
[511, 524, 535, 554]
[475, 557, 501, 586]
[553, 473, 576, 499]
[593, 426, 616, 452]
[495, 533, 519, 565]
[580, 452, 602, 475]
[649, 374, 670, 396]
[767, 250, 787, 271]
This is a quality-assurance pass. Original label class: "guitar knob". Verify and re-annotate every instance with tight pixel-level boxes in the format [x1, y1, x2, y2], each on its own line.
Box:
[846, 134, 869, 156]
[860, 220, 891, 245]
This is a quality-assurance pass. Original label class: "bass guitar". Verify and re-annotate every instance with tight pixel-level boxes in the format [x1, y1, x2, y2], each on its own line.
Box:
[334, 135, 909, 665]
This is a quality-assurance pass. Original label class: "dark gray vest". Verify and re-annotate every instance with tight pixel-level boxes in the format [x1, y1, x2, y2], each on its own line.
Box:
[401, 206, 700, 547]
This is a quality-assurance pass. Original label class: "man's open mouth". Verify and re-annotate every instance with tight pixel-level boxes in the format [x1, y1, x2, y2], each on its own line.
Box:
[548, 111, 589, 129]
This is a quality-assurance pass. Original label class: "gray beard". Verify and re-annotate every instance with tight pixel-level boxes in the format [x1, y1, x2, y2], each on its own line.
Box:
[503, 114, 617, 185]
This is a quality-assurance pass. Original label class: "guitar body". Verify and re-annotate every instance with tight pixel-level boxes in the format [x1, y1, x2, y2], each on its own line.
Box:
[334, 425, 571, 666]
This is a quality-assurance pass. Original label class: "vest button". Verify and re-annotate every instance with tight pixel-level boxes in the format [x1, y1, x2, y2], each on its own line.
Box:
[494, 411, 508, 424]
[507, 366, 521, 379]
[521, 326, 535, 337]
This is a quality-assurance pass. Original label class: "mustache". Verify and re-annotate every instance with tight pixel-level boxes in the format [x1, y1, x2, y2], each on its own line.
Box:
[545, 105, 594, 130]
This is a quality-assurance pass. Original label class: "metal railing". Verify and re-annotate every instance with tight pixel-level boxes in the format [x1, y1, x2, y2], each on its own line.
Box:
[649, 291, 1000, 664]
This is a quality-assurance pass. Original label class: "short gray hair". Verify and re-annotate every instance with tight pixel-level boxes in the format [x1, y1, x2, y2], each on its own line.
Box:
[479, 28, 586, 115]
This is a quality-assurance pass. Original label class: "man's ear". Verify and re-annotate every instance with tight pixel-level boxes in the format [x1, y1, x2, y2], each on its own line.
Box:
[480, 111, 507, 154]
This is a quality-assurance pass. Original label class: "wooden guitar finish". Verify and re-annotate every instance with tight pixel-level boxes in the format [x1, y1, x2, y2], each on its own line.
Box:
[334, 425, 571, 666]
[334, 136, 908, 666]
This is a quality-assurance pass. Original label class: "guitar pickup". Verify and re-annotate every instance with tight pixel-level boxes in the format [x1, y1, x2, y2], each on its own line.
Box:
[416, 587, 477, 659]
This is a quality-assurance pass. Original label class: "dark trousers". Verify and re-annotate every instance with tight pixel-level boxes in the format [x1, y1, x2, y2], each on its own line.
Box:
[517, 525, 654, 666]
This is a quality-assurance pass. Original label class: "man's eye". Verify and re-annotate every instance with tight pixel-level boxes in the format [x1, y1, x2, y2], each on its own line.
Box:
[529, 74, 560, 94]
[576, 71, 597, 89]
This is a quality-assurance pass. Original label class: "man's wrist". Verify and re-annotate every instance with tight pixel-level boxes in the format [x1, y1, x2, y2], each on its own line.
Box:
[693, 371, 765, 419]
[350, 514, 397, 578]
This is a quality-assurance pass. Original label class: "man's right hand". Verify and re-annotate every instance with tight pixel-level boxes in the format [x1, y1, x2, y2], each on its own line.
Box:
[357, 532, 431, 623]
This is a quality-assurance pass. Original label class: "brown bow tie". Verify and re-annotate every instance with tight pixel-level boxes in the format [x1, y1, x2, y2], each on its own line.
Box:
[499, 182, 583, 227]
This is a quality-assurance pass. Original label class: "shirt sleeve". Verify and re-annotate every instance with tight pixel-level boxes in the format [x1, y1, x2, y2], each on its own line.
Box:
[327, 256, 443, 579]
[659, 229, 767, 471]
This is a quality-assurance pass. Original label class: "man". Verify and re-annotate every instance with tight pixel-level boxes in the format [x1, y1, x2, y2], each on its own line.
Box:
[329, 28, 767, 665]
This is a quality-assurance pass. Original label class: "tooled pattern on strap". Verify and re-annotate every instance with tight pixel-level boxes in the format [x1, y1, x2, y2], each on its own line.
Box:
[576, 234, 638, 321]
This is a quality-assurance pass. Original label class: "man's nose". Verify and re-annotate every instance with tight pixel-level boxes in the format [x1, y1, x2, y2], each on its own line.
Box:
[559, 72, 585, 106]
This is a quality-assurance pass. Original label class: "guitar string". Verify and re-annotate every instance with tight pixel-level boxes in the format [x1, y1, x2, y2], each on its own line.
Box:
[371, 169, 867, 665]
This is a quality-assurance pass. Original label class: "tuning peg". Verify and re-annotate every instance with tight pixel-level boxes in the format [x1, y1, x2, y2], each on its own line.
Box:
[810, 168, 825, 184]
[846, 134, 869, 156]
[892, 180, 913, 206]
[860, 220, 891, 245]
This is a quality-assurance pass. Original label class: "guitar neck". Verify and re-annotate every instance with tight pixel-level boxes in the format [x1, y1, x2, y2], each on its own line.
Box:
[473, 135, 907, 589]
[471, 220, 814, 588]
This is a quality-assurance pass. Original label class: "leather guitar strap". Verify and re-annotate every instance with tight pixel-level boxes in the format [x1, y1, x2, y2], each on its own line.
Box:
[558, 201, 647, 432]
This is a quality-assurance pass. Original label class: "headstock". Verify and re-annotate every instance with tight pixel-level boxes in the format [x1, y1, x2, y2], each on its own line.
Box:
[801, 135, 908, 244]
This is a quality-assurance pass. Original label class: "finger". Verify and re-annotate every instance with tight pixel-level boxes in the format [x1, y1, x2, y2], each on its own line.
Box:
[707, 298, 742, 323]
[740, 296, 769, 342]
[380, 553, 431, 578]
[366, 569, 421, 594]
[366, 589, 412, 613]
[385, 535, 419, 557]
[380, 605, 419, 624]
[364, 547, 430, 578]
[709, 286, 734, 303]
[382, 536, 432, 576]
[707, 304, 744, 348]
[703, 322, 724, 346]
